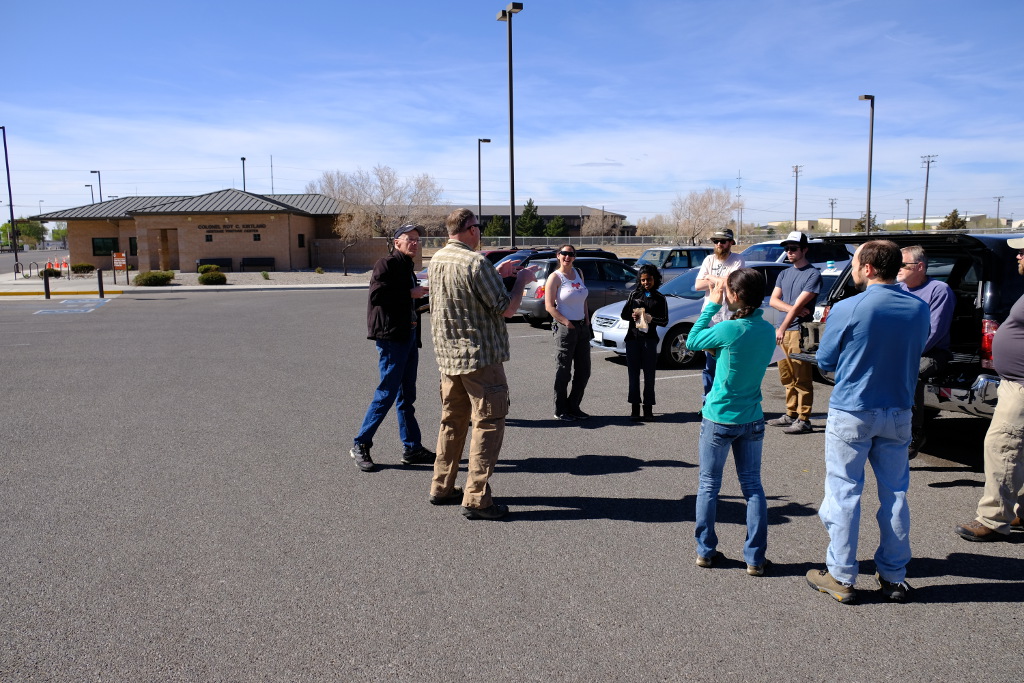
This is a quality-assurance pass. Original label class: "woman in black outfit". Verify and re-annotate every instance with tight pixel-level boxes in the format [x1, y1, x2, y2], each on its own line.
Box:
[621, 264, 669, 420]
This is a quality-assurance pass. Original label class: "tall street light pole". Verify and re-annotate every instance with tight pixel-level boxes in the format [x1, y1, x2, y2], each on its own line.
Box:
[497, 2, 523, 248]
[86, 184, 95, 203]
[792, 165, 803, 230]
[905, 198, 911, 228]
[241, 157, 247, 191]
[921, 155, 937, 230]
[477, 138, 491, 225]
[859, 95, 875, 235]
[90, 170, 103, 202]
[994, 196, 1004, 224]
[2, 126, 18, 264]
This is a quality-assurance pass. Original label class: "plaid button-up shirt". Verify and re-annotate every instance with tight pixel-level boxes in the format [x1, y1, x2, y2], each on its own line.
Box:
[428, 239, 512, 375]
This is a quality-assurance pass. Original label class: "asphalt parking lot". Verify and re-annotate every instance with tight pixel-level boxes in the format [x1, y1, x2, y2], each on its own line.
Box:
[1, 289, 1021, 682]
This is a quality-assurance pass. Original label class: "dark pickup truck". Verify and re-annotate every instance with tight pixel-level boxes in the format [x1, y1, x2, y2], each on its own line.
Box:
[795, 232, 1024, 419]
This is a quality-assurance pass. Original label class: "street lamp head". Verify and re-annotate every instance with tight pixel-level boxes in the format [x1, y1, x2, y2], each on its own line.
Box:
[507, 2, 523, 11]
[859, 95, 874, 102]
[480, 138, 491, 143]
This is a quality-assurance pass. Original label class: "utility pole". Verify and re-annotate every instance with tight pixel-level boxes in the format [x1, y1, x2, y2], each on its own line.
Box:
[829, 198, 837, 232]
[905, 198, 912, 228]
[735, 170, 743, 242]
[792, 165, 803, 230]
[994, 196, 1004, 225]
[921, 155, 937, 230]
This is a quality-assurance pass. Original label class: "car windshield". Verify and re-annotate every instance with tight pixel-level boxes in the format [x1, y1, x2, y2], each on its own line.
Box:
[635, 250, 667, 268]
[742, 244, 784, 262]
[659, 268, 703, 299]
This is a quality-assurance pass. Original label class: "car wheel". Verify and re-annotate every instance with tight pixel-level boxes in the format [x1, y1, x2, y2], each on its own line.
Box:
[660, 324, 703, 369]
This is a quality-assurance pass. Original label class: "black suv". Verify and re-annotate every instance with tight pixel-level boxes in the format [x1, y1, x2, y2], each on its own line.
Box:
[797, 232, 1024, 419]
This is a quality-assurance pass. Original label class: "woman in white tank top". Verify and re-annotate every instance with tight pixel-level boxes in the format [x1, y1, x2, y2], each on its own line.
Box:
[544, 244, 592, 420]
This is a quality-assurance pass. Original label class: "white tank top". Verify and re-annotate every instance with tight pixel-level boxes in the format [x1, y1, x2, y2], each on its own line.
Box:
[553, 270, 588, 320]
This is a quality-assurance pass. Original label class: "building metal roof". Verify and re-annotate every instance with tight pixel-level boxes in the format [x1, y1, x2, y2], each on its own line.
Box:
[32, 190, 342, 221]
[477, 204, 626, 219]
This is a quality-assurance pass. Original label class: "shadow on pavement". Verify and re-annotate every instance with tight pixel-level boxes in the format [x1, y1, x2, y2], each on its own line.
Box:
[496, 453, 695, 476]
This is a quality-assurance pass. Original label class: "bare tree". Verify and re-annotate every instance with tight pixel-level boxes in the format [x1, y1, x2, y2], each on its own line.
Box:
[581, 210, 617, 237]
[635, 215, 671, 237]
[306, 165, 447, 273]
[670, 187, 738, 245]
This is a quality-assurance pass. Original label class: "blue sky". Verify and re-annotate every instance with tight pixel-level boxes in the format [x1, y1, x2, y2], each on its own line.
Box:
[6, 0, 1024, 227]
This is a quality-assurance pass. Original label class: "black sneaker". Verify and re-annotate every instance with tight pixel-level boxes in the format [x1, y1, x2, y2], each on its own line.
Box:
[461, 503, 509, 520]
[429, 487, 463, 505]
[554, 413, 577, 421]
[350, 443, 375, 472]
[876, 574, 912, 603]
[569, 409, 591, 420]
[401, 445, 436, 466]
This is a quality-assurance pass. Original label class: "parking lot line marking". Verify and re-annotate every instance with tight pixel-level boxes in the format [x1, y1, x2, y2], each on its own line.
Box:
[659, 373, 703, 380]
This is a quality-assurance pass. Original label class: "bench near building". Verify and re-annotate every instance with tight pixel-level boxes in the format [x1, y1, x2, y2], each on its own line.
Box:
[31, 189, 387, 274]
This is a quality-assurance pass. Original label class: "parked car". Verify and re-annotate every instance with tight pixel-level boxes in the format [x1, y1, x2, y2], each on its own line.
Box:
[495, 247, 619, 270]
[741, 238, 852, 272]
[633, 246, 714, 282]
[794, 232, 1024, 418]
[516, 257, 638, 327]
[590, 262, 792, 368]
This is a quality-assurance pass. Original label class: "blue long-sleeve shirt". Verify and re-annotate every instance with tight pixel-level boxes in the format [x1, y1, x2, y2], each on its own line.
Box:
[817, 284, 930, 411]
[687, 302, 776, 425]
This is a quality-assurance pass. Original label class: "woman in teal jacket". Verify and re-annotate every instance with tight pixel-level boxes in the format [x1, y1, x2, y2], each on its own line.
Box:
[685, 268, 777, 576]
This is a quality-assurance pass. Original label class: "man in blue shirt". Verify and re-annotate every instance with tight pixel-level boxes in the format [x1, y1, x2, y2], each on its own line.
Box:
[806, 240, 929, 604]
[897, 245, 956, 457]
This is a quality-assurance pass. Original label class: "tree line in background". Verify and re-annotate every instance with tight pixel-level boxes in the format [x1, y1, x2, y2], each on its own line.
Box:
[304, 165, 1005, 263]
[1, 219, 67, 249]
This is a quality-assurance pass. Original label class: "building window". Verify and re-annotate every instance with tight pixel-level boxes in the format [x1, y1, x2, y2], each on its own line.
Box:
[128, 237, 138, 256]
[92, 237, 119, 256]
[253, 233, 261, 242]
[297, 234, 305, 248]
[205, 234, 213, 242]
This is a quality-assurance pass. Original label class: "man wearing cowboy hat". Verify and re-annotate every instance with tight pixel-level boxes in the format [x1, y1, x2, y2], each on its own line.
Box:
[694, 228, 745, 402]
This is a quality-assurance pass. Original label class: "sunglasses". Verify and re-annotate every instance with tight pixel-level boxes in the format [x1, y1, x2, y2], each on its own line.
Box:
[558, 251, 576, 257]
[784, 246, 803, 252]
[711, 239, 730, 245]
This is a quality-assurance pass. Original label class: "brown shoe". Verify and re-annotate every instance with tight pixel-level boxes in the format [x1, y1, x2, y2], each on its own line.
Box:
[955, 520, 1006, 542]
[1012, 517, 1022, 529]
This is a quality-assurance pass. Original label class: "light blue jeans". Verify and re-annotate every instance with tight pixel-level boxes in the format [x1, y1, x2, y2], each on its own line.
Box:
[354, 337, 422, 451]
[695, 418, 767, 566]
[819, 406, 913, 585]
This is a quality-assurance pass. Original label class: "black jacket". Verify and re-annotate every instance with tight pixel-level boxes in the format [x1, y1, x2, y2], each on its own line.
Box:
[620, 289, 668, 340]
[366, 251, 421, 345]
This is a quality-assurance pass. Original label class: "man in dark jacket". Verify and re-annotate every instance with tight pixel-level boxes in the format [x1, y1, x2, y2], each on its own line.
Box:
[350, 224, 435, 472]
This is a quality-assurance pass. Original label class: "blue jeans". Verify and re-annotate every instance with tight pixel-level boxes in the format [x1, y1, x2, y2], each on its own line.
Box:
[702, 351, 717, 400]
[819, 406, 912, 585]
[354, 337, 422, 450]
[695, 418, 767, 566]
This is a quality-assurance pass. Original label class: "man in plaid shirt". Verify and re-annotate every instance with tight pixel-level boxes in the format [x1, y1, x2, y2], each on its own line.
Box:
[427, 208, 534, 520]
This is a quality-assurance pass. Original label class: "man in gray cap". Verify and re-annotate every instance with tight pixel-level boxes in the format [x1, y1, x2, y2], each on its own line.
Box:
[768, 230, 822, 434]
[349, 223, 435, 472]
[955, 236, 1024, 541]
[694, 228, 745, 401]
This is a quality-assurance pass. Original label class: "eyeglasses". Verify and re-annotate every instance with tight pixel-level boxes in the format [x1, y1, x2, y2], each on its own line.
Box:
[558, 251, 576, 257]
[900, 262, 920, 268]
[783, 246, 802, 252]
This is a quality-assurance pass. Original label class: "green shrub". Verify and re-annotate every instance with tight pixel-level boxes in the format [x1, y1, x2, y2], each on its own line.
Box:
[197, 264, 221, 274]
[71, 263, 96, 274]
[39, 268, 62, 279]
[198, 271, 228, 285]
[315, 267, 325, 274]
[133, 270, 175, 286]
[261, 271, 270, 280]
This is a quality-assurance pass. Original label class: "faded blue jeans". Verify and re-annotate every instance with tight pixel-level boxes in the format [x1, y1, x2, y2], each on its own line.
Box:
[819, 406, 913, 585]
[354, 337, 422, 451]
[695, 418, 768, 567]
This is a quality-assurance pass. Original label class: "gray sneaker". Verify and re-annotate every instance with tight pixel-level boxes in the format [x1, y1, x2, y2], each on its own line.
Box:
[767, 415, 795, 427]
[782, 419, 813, 434]
[350, 443, 375, 472]
[876, 573, 912, 603]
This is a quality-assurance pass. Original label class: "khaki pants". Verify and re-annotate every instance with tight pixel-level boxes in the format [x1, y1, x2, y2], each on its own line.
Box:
[778, 330, 814, 422]
[432, 363, 509, 509]
[976, 379, 1024, 532]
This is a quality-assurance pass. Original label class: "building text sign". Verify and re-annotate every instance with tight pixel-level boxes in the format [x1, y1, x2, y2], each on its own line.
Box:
[198, 224, 266, 234]
[113, 252, 127, 270]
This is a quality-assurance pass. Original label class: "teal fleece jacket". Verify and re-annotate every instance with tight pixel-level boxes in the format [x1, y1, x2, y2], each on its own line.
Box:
[686, 302, 776, 425]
